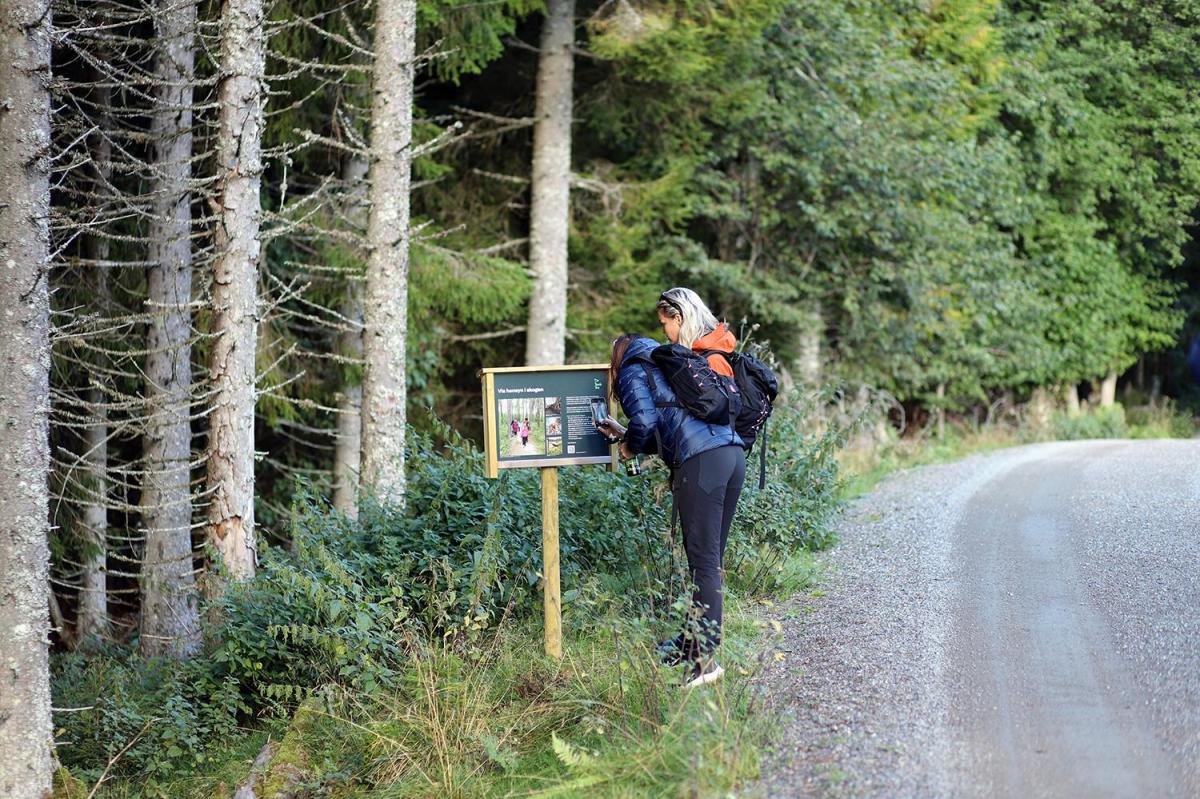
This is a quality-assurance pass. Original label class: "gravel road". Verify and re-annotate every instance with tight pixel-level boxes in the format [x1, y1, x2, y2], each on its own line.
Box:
[752, 439, 1200, 798]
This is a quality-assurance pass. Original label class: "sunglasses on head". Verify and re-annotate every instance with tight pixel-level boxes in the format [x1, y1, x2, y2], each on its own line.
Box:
[658, 292, 683, 316]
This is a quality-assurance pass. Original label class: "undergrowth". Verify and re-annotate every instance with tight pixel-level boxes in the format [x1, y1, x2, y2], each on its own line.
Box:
[839, 398, 1196, 499]
[52, 394, 842, 798]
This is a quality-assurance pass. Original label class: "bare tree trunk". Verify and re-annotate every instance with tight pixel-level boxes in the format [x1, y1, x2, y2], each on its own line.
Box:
[334, 157, 367, 518]
[335, 299, 363, 517]
[0, 0, 54, 790]
[1064, 382, 1081, 417]
[795, 301, 821, 386]
[524, 0, 575, 367]
[1028, 386, 1054, 432]
[206, 0, 265, 586]
[78, 81, 113, 647]
[935, 382, 946, 438]
[361, 0, 416, 504]
[141, 0, 201, 657]
[1099, 371, 1117, 407]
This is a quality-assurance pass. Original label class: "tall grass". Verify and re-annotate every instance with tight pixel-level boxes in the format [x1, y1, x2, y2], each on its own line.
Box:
[200, 609, 776, 799]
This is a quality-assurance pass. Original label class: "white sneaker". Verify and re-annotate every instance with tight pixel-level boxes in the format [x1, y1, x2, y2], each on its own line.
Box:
[683, 660, 724, 689]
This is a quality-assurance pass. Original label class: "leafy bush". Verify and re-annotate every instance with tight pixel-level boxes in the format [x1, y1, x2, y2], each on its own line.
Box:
[51, 651, 244, 782]
[1125, 400, 1197, 438]
[1051, 404, 1128, 440]
[725, 394, 846, 595]
[52, 407, 843, 784]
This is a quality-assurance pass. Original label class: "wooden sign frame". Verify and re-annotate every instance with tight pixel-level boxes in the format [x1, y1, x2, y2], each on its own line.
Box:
[481, 364, 619, 479]
[480, 363, 620, 658]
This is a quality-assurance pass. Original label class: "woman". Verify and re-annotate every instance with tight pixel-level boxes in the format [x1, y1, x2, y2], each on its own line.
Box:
[520, 419, 531, 448]
[599, 289, 746, 688]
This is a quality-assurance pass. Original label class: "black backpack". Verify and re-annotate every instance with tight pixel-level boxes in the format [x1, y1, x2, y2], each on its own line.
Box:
[648, 343, 742, 427]
[625, 344, 741, 471]
[704, 349, 778, 488]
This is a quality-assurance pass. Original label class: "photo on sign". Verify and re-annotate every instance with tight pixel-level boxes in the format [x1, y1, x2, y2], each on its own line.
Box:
[546, 435, 563, 455]
[498, 396, 546, 458]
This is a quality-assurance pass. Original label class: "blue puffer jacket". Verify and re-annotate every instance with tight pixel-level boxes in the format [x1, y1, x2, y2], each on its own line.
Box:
[616, 337, 743, 468]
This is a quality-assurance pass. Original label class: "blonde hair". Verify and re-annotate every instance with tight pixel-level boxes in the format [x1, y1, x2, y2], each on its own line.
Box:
[657, 287, 719, 349]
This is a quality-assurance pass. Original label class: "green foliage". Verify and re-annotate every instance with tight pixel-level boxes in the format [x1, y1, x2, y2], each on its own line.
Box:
[722, 392, 846, 597]
[182, 617, 764, 799]
[996, 0, 1200, 382]
[51, 652, 245, 782]
[1125, 400, 1198, 439]
[419, 0, 544, 83]
[557, 0, 1198, 410]
[55, 406, 843, 786]
[1051, 405, 1129, 440]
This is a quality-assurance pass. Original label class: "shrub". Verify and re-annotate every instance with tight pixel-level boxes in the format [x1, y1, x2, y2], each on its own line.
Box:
[1125, 400, 1197, 438]
[52, 404, 844, 784]
[1051, 404, 1128, 440]
[51, 651, 243, 782]
[724, 394, 846, 596]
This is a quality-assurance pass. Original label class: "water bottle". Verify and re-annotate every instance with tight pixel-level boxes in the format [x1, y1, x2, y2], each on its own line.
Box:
[624, 455, 641, 477]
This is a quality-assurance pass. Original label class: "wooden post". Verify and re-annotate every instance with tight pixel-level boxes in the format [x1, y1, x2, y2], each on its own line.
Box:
[541, 466, 562, 658]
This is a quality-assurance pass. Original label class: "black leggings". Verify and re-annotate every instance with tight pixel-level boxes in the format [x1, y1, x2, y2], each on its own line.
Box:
[673, 444, 746, 657]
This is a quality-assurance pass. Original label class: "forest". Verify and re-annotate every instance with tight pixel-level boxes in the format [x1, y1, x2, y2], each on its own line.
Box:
[2, 0, 1199, 796]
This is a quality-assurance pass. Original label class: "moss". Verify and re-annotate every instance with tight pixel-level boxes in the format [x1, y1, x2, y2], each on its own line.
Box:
[259, 699, 321, 798]
[52, 768, 87, 799]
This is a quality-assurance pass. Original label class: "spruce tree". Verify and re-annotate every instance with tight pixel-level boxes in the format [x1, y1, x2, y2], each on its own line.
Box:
[207, 0, 267, 583]
[362, 0, 417, 504]
[0, 0, 54, 790]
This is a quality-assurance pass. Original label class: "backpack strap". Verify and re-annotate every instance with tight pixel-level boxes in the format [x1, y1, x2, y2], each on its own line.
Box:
[630, 355, 680, 408]
[757, 419, 767, 490]
[636, 360, 680, 471]
[704, 349, 743, 448]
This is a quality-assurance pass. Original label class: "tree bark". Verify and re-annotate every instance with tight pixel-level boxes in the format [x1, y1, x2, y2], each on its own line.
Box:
[1064, 382, 1081, 417]
[1099, 371, 1117, 407]
[524, 0, 575, 367]
[935, 382, 946, 438]
[361, 0, 416, 505]
[78, 79, 113, 647]
[334, 157, 367, 518]
[141, 0, 201, 657]
[795, 301, 822, 386]
[1028, 386, 1054, 432]
[206, 0, 265, 586]
[0, 0, 54, 791]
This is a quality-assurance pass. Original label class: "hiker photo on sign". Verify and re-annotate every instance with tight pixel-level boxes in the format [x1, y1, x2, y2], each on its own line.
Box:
[497, 397, 546, 457]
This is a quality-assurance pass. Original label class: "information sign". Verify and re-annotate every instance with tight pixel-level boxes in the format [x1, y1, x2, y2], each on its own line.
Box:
[480, 363, 618, 659]
[481, 364, 617, 478]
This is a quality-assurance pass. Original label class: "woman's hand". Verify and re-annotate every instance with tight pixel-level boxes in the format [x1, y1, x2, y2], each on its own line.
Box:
[596, 416, 627, 441]
[618, 441, 635, 461]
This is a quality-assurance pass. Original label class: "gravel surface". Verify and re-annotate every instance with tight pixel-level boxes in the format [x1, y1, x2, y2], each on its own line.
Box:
[750, 439, 1200, 798]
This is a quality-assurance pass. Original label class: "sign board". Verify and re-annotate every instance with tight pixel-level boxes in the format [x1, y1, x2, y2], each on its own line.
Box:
[480, 363, 618, 659]
[481, 364, 617, 479]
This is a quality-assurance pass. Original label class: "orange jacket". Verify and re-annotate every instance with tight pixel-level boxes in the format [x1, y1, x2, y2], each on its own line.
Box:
[692, 324, 736, 377]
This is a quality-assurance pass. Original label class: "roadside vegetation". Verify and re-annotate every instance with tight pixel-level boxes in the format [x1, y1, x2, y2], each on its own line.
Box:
[51, 398, 844, 799]
[51, 394, 1196, 799]
[32, 1, 1200, 797]
[840, 394, 1198, 499]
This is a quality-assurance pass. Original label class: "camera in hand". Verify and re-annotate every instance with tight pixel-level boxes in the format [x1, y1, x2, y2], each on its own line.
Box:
[590, 398, 609, 429]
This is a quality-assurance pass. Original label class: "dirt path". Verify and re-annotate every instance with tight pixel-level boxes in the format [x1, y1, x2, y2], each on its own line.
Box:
[753, 439, 1200, 798]
[505, 434, 541, 457]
